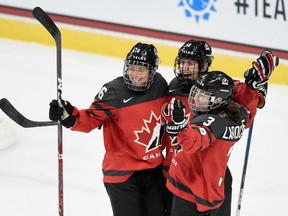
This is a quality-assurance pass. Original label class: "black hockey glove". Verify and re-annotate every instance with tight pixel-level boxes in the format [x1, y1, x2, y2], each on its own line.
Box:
[49, 99, 79, 128]
[244, 50, 279, 90]
[161, 98, 188, 136]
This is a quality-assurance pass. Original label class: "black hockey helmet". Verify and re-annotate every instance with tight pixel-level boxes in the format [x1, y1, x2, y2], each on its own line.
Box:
[188, 71, 234, 115]
[123, 42, 159, 91]
[174, 40, 214, 88]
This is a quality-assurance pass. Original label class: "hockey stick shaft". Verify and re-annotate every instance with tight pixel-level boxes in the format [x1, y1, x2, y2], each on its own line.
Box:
[236, 121, 254, 216]
[0, 98, 57, 128]
[32, 7, 64, 216]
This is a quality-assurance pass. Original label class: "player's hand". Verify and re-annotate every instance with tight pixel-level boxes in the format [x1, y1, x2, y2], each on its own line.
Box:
[245, 50, 279, 89]
[49, 99, 79, 128]
[162, 98, 188, 136]
[257, 83, 268, 109]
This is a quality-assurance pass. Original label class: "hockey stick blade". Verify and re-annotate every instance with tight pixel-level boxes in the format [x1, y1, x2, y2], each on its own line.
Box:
[32, 7, 61, 41]
[0, 98, 57, 128]
[32, 6, 62, 98]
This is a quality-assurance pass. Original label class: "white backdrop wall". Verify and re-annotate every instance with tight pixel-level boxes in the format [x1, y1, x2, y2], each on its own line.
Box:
[0, 0, 287, 51]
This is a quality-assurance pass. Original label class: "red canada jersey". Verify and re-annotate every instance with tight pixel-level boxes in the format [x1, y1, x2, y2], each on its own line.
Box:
[71, 73, 168, 183]
[163, 77, 259, 178]
[166, 108, 249, 212]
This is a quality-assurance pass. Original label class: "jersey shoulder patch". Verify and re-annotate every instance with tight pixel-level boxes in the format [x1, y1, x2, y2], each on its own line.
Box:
[191, 113, 246, 141]
[95, 75, 167, 108]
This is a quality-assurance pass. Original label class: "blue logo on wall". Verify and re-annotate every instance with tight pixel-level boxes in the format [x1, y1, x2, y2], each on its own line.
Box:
[178, 0, 217, 23]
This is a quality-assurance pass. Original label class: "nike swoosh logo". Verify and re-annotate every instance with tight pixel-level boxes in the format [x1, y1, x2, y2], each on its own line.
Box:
[169, 89, 176, 93]
[123, 97, 134, 103]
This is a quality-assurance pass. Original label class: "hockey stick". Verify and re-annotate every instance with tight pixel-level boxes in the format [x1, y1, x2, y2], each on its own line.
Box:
[235, 121, 254, 216]
[0, 98, 57, 128]
[32, 7, 64, 216]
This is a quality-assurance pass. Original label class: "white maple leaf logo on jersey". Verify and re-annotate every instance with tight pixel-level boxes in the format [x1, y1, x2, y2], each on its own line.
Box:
[134, 111, 165, 153]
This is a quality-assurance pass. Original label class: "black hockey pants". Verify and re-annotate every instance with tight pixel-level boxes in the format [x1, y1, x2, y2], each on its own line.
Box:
[104, 165, 166, 216]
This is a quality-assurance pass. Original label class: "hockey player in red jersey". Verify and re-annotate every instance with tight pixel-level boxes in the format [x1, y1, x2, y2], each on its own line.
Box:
[162, 70, 276, 216]
[163, 39, 278, 216]
[49, 42, 168, 216]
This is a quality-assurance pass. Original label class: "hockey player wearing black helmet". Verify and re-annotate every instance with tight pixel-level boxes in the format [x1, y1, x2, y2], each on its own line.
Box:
[162, 69, 276, 216]
[163, 39, 279, 216]
[174, 40, 213, 88]
[123, 42, 159, 91]
[189, 71, 234, 116]
[49, 42, 169, 216]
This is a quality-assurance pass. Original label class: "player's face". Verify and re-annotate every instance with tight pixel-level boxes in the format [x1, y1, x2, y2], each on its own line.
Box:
[179, 58, 200, 81]
[128, 65, 150, 86]
[191, 88, 210, 111]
